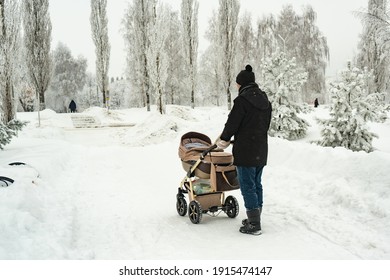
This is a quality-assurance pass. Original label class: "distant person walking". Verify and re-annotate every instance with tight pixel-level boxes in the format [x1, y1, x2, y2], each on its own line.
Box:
[314, 98, 319, 108]
[69, 100, 77, 113]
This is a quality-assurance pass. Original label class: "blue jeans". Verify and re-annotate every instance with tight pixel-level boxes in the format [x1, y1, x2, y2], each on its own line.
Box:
[236, 166, 264, 210]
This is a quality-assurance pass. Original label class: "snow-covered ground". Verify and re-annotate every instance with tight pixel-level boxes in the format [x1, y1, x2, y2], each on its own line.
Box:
[0, 105, 389, 260]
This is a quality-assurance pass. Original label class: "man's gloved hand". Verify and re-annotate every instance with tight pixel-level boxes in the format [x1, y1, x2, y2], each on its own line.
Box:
[216, 138, 230, 150]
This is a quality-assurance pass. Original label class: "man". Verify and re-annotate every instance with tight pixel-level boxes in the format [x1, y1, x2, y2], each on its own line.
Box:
[69, 100, 77, 113]
[217, 65, 272, 235]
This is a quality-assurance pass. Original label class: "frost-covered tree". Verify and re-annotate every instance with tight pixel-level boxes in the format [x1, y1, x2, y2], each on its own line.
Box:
[165, 9, 185, 105]
[90, 0, 110, 108]
[254, 14, 278, 75]
[147, 3, 170, 114]
[18, 84, 35, 112]
[13, 37, 35, 112]
[297, 6, 328, 99]
[277, 5, 329, 101]
[262, 52, 309, 140]
[316, 63, 384, 152]
[235, 12, 255, 70]
[199, 10, 224, 106]
[123, 0, 157, 111]
[218, 0, 240, 110]
[181, 0, 199, 109]
[0, 0, 21, 123]
[356, 0, 390, 94]
[23, 0, 52, 115]
[78, 73, 101, 110]
[47, 42, 87, 112]
[275, 5, 300, 54]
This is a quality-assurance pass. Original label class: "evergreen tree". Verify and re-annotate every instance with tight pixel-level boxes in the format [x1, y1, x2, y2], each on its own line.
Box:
[261, 52, 308, 140]
[0, 119, 26, 150]
[316, 63, 384, 152]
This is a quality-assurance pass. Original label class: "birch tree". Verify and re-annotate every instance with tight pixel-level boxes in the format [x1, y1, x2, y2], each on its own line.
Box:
[147, 3, 169, 114]
[356, 0, 390, 94]
[165, 9, 185, 105]
[123, 0, 157, 111]
[23, 0, 52, 126]
[90, 0, 110, 108]
[0, 0, 21, 123]
[218, 0, 240, 110]
[0, 0, 26, 147]
[235, 12, 255, 70]
[254, 14, 278, 76]
[298, 6, 329, 100]
[200, 10, 223, 105]
[181, 0, 199, 109]
[276, 5, 329, 102]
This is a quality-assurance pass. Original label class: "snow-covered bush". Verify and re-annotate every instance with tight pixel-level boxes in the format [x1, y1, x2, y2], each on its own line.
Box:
[261, 51, 309, 140]
[316, 64, 384, 152]
[0, 119, 27, 150]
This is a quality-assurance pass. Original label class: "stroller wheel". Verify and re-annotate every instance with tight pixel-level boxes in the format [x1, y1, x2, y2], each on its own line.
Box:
[224, 195, 239, 218]
[188, 200, 202, 224]
[176, 196, 187, 216]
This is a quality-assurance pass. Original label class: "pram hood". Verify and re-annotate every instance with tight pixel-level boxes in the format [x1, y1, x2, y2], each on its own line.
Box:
[179, 131, 233, 164]
[179, 132, 213, 162]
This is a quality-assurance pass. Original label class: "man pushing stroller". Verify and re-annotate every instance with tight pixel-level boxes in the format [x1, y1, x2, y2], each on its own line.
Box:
[217, 65, 272, 235]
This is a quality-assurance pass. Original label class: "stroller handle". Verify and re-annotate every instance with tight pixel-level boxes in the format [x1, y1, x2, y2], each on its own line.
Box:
[201, 144, 218, 158]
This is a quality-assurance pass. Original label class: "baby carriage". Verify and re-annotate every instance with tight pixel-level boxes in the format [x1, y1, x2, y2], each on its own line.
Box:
[176, 131, 240, 224]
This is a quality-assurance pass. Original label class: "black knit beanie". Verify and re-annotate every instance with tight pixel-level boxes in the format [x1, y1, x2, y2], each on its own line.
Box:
[236, 65, 255, 87]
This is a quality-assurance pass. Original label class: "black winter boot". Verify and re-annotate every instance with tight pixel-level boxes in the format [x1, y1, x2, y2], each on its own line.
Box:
[240, 208, 262, 235]
[242, 207, 262, 226]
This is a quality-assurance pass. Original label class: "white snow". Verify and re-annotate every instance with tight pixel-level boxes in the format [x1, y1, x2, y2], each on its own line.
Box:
[0, 105, 389, 260]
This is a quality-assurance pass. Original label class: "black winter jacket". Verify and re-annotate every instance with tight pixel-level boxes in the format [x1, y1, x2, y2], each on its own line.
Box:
[220, 82, 272, 167]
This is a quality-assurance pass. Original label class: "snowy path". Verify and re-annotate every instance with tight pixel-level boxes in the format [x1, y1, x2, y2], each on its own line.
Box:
[2, 107, 389, 260]
[45, 128, 359, 260]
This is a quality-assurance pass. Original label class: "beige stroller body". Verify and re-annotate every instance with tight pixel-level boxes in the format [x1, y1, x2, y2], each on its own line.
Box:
[177, 132, 240, 224]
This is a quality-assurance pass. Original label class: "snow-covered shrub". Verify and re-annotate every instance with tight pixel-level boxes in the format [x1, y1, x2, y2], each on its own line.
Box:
[0, 119, 27, 150]
[261, 51, 309, 140]
[316, 64, 385, 152]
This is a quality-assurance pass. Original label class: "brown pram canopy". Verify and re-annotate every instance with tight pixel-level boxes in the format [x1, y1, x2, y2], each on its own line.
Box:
[179, 132, 234, 179]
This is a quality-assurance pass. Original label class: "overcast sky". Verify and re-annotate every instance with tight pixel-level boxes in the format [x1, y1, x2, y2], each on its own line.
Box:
[49, 0, 368, 79]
